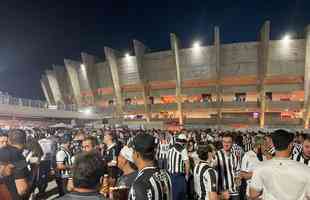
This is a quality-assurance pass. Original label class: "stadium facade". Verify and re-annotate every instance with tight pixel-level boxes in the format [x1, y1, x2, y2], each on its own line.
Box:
[40, 21, 310, 129]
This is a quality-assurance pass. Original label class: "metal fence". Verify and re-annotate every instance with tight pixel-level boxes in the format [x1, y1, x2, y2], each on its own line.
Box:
[0, 94, 78, 112]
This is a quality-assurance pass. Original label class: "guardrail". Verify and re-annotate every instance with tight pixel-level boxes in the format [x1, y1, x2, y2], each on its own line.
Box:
[0, 95, 79, 112]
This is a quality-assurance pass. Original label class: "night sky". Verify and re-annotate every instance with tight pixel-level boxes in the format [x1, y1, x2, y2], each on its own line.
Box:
[0, 0, 309, 100]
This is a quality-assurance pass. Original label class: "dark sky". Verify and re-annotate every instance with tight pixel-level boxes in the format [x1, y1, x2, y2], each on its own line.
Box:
[0, 0, 309, 100]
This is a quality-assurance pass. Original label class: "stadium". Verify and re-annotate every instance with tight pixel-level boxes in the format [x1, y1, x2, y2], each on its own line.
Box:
[40, 21, 310, 129]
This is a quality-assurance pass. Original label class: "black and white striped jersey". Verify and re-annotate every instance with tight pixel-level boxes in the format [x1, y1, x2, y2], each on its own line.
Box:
[168, 135, 175, 146]
[292, 143, 303, 157]
[292, 151, 310, 167]
[157, 141, 170, 160]
[214, 149, 240, 195]
[56, 146, 72, 178]
[167, 144, 189, 174]
[104, 143, 118, 163]
[243, 135, 253, 152]
[231, 144, 244, 162]
[266, 144, 276, 157]
[128, 166, 172, 200]
[193, 162, 218, 200]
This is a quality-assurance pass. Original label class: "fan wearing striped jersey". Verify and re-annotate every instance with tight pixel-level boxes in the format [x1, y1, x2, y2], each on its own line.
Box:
[193, 143, 218, 200]
[129, 134, 172, 200]
[157, 135, 170, 170]
[292, 134, 310, 167]
[55, 134, 73, 197]
[213, 133, 241, 200]
[167, 134, 190, 200]
[240, 135, 264, 199]
[263, 134, 275, 160]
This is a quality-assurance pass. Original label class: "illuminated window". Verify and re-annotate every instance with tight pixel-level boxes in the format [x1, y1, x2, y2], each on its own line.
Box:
[235, 93, 246, 102]
[266, 92, 272, 100]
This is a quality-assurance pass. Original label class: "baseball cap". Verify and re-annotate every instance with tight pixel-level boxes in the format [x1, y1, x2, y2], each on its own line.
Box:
[120, 146, 134, 163]
[132, 134, 156, 154]
[59, 134, 71, 144]
[176, 134, 187, 143]
[177, 134, 187, 140]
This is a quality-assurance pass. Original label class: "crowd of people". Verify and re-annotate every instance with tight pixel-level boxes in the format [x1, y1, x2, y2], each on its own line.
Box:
[0, 126, 309, 200]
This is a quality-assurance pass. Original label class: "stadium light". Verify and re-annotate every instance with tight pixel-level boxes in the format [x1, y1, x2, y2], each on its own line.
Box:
[193, 41, 201, 49]
[125, 53, 130, 58]
[83, 108, 92, 115]
[282, 34, 291, 43]
[80, 64, 86, 71]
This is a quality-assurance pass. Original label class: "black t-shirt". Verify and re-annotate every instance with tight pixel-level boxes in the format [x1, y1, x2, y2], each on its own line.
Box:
[1, 146, 29, 200]
[105, 144, 121, 178]
[116, 171, 138, 188]
[56, 191, 107, 200]
[104, 143, 118, 163]
[128, 167, 172, 200]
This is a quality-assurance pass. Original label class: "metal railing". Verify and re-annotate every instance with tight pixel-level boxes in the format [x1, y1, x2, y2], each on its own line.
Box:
[0, 95, 46, 108]
[0, 94, 79, 112]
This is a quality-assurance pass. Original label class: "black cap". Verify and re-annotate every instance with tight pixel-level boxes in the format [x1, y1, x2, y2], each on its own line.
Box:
[59, 134, 71, 144]
[132, 134, 156, 154]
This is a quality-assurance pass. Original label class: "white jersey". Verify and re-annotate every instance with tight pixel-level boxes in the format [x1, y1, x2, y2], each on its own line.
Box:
[250, 158, 310, 200]
[241, 150, 262, 196]
[38, 138, 56, 161]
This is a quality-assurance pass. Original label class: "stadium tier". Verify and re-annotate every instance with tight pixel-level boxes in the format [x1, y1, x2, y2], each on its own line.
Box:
[40, 21, 310, 128]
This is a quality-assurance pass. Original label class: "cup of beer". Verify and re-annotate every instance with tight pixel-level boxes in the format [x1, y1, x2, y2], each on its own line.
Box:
[109, 186, 129, 200]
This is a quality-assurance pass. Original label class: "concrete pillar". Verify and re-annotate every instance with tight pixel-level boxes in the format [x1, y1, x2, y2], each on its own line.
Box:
[81, 52, 98, 103]
[53, 65, 74, 104]
[45, 70, 63, 105]
[133, 40, 151, 122]
[40, 77, 53, 105]
[305, 117, 309, 130]
[64, 59, 82, 104]
[303, 25, 310, 129]
[214, 26, 222, 126]
[259, 93, 266, 128]
[104, 47, 123, 120]
[42, 75, 56, 105]
[170, 33, 183, 125]
[258, 21, 270, 128]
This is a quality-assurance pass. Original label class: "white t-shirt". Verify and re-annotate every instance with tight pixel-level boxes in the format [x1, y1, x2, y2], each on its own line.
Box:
[241, 150, 262, 196]
[189, 151, 199, 165]
[181, 148, 189, 161]
[250, 158, 310, 200]
[38, 138, 56, 160]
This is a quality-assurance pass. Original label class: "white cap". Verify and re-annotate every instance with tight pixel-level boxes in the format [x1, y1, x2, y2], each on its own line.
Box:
[177, 134, 187, 141]
[120, 146, 134, 163]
